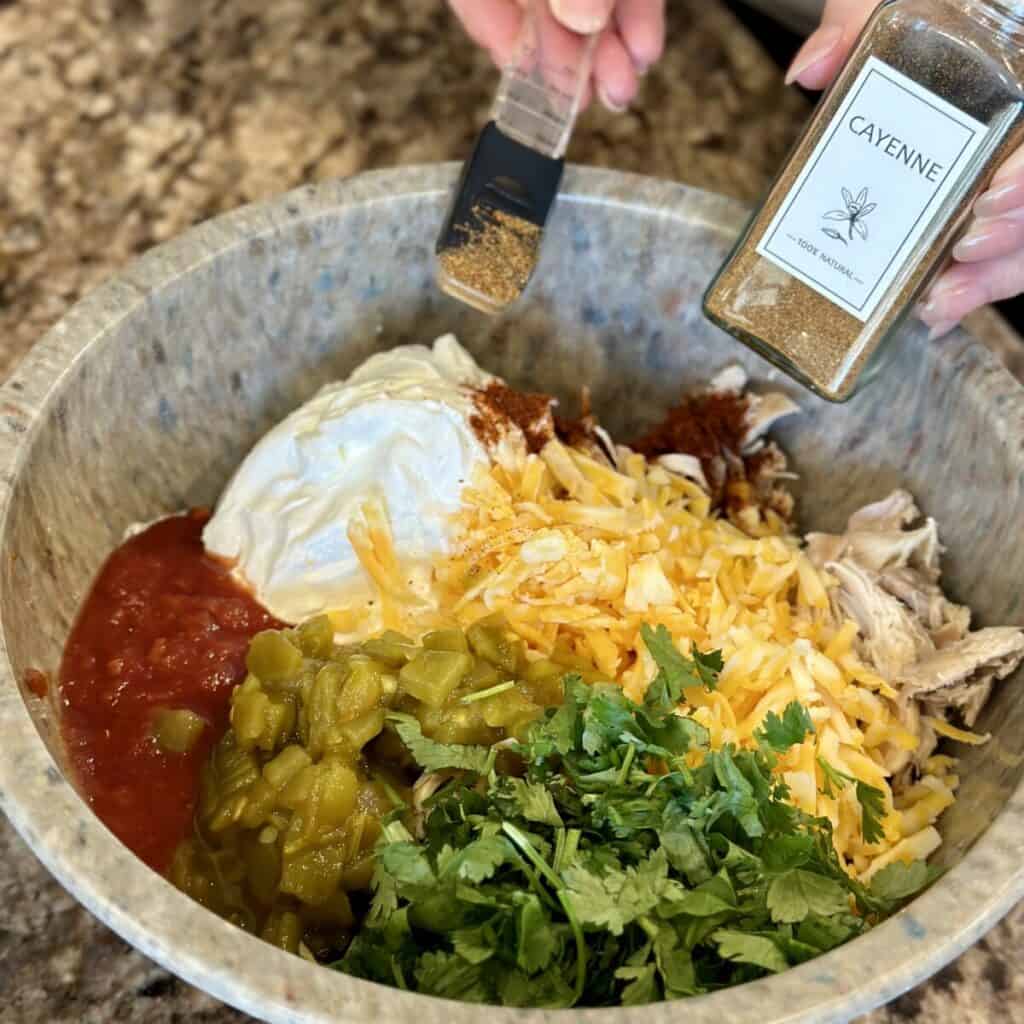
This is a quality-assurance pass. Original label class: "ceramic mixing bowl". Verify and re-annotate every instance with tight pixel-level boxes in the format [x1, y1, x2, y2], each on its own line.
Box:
[0, 166, 1022, 1024]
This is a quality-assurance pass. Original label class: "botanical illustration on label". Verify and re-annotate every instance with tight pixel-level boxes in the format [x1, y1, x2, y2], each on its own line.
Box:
[756, 56, 987, 322]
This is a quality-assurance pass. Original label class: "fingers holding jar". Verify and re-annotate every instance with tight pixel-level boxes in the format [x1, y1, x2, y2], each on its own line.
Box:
[447, 0, 665, 114]
[785, 0, 877, 89]
[789, 0, 1024, 339]
[916, 154, 1024, 337]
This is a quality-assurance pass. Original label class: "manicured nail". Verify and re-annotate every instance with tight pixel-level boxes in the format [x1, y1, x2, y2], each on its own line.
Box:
[975, 177, 1024, 218]
[551, 0, 612, 34]
[597, 83, 629, 114]
[992, 144, 1024, 186]
[921, 275, 961, 306]
[954, 213, 1024, 263]
[920, 282, 985, 325]
[953, 225, 997, 262]
[927, 319, 958, 341]
[785, 25, 844, 86]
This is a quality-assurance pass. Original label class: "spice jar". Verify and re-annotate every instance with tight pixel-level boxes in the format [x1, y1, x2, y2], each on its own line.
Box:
[704, 0, 1024, 401]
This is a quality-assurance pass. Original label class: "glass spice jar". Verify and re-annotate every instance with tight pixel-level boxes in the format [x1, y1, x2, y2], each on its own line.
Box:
[704, 0, 1024, 402]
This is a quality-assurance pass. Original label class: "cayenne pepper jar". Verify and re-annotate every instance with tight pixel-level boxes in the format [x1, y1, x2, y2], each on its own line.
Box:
[703, 0, 1024, 401]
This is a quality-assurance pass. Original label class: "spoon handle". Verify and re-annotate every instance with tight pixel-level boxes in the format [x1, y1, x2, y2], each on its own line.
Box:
[491, 0, 598, 160]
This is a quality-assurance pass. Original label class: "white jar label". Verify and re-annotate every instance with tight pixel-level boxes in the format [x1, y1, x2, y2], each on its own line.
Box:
[755, 56, 987, 322]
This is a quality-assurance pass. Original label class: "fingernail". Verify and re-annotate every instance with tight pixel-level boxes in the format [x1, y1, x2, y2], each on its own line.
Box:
[920, 282, 985, 325]
[953, 226, 997, 262]
[785, 25, 844, 86]
[954, 214, 1024, 263]
[992, 145, 1024, 185]
[975, 177, 1024, 218]
[922, 275, 961, 306]
[597, 82, 629, 113]
[550, 0, 612, 34]
[927, 320, 958, 341]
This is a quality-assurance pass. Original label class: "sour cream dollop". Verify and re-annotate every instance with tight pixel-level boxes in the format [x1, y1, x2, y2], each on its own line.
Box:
[204, 334, 496, 624]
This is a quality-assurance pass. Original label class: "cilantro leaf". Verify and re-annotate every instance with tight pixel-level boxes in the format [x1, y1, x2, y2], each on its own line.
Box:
[497, 777, 564, 827]
[436, 835, 512, 884]
[767, 869, 850, 924]
[379, 842, 435, 888]
[797, 912, 864, 952]
[387, 713, 491, 773]
[693, 649, 725, 690]
[581, 685, 639, 756]
[857, 782, 887, 845]
[816, 757, 887, 845]
[760, 833, 815, 872]
[659, 806, 712, 884]
[415, 951, 493, 1003]
[868, 860, 931, 904]
[654, 930, 701, 997]
[518, 675, 586, 763]
[367, 859, 401, 926]
[661, 871, 737, 918]
[755, 701, 815, 753]
[641, 625, 723, 715]
[617, 965, 660, 1006]
[453, 926, 497, 965]
[709, 748, 764, 838]
[817, 756, 852, 798]
[517, 895, 559, 973]
[713, 931, 789, 974]
[498, 967, 576, 1009]
[563, 849, 676, 936]
[641, 624, 690, 688]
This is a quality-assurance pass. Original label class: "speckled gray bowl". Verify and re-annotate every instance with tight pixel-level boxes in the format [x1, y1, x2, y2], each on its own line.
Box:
[0, 166, 1022, 1024]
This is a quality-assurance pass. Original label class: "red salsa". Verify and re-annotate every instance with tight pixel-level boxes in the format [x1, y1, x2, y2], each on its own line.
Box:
[59, 511, 280, 872]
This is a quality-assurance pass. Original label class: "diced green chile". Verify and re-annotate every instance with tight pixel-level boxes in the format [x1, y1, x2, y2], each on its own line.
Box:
[171, 616, 562, 963]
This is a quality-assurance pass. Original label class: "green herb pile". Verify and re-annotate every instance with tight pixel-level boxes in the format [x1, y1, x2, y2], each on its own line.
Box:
[338, 626, 931, 1007]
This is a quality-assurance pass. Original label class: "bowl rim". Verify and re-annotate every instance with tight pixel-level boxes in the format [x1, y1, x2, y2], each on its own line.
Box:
[0, 163, 1022, 1024]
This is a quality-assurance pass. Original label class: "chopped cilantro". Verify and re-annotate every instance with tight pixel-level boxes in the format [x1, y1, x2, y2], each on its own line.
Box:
[755, 702, 816, 753]
[817, 756, 888, 845]
[766, 869, 850, 923]
[641, 624, 723, 715]
[339, 653, 932, 1007]
[856, 782, 888, 845]
[386, 712, 492, 774]
[817, 755, 851, 798]
[867, 861, 938, 907]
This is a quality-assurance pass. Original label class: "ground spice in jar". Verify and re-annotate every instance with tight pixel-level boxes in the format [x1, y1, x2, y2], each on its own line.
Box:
[437, 204, 542, 313]
[704, 0, 1024, 401]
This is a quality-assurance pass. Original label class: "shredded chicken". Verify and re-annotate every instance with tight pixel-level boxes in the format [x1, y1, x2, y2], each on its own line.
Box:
[656, 452, 709, 492]
[410, 772, 445, 838]
[826, 560, 932, 679]
[900, 628, 1024, 726]
[808, 491, 1024, 779]
[742, 392, 801, 453]
[878, 567, 970, 647]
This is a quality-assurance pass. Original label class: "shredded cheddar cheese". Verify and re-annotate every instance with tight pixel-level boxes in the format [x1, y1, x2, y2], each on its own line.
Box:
[346, 438, 960, 878]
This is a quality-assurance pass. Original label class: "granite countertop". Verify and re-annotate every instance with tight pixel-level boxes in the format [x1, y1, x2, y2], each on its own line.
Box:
[0, 1, 1021, 1021]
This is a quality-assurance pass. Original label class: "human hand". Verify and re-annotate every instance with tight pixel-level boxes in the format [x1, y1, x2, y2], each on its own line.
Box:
[448, 0, 665, 113]
[787, 0, 1024, 337]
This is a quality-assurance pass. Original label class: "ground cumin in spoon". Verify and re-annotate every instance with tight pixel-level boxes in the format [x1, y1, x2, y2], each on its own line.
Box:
[704, 0, 1024, 401]
[437, 205, 541, 313]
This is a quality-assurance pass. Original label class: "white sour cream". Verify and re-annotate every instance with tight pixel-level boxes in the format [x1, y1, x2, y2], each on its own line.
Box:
[203, 334, 497, 624]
